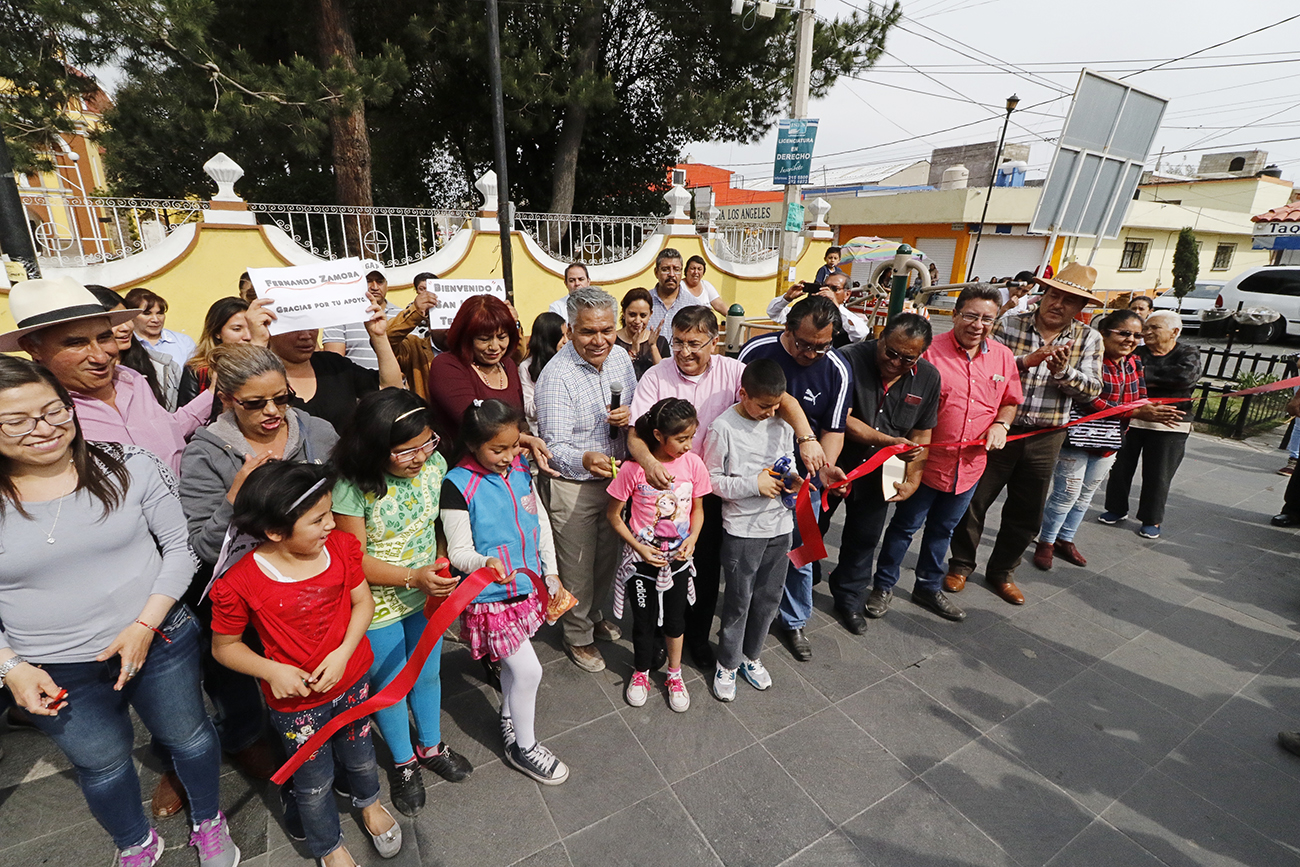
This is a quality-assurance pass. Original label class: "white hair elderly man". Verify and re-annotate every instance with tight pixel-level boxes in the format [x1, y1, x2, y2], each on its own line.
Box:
[535, 287, 638, 672]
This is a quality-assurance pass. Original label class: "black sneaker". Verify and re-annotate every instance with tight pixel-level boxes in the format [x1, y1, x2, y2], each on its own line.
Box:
[501, 714, 516, 750]
[387, 760, 425, 817]
[279, 784, 305, 842]
[506, 742, 569, 785]
[417, 742, 473, 782]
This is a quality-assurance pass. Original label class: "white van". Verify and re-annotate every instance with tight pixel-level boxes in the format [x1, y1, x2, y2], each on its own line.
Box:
[1214, 265, 1300, 343]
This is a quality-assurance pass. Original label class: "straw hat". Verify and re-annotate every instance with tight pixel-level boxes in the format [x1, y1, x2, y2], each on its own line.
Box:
[0, 277, 139, 352]
[1032, 262, 1102, 306]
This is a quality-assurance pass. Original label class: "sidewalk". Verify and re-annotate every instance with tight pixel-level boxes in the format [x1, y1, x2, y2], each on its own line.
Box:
[2, 432, 1298, 867]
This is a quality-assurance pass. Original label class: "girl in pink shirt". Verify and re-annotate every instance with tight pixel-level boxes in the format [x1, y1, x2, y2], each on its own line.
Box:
[606, 398, 711, 712]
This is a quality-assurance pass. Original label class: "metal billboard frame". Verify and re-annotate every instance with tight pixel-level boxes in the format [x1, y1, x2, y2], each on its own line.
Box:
[1030, 70, 1168, 267]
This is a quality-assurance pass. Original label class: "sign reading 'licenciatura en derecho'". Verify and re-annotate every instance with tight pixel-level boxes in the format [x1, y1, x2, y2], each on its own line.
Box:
[773, 118, 819, 186]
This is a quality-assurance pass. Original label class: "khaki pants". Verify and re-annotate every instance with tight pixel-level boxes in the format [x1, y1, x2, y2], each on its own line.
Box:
[546, 476, 621, 646]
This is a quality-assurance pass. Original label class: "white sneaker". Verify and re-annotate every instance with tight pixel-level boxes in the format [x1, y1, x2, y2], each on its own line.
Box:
[625, 671, 650, 707]
[666, 673, 690, 712]
[741, 658, 772, 691]
[713, 665, 737, 702]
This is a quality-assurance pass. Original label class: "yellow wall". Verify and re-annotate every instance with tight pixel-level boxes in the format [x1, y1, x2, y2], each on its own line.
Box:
[2, 219, 829, 339]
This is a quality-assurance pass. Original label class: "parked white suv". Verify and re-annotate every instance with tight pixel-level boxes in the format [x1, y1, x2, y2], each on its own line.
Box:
[1153, 280, 1223, 332]
[1214, 265, 1300, 343]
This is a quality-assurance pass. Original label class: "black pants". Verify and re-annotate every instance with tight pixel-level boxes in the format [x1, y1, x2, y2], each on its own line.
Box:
[682, 494, 722, 653]
[628, 562, 690, 672]
[827, 470, 890, 611]
[1103, 427, 1188, 526]
[1284, 462, 1300, 517]
[950, 428, 1067, 583]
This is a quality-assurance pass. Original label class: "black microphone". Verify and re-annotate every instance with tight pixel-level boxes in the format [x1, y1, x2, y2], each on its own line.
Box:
[609, 382, 624, 441]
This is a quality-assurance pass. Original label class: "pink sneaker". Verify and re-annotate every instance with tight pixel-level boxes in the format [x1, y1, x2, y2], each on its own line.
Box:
[116, 829, 164, 867]
[666, 674, 691, 713]
[626, 671, 650, 707]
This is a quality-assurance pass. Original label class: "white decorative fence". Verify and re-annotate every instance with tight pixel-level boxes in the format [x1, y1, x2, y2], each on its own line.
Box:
[20, 194, 207, 268]
[248, 203, 476, 268]
[513, 212, 662, 265]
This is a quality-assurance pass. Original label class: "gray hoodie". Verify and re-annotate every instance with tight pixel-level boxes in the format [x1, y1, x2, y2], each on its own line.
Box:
[178, 407, 338, 564]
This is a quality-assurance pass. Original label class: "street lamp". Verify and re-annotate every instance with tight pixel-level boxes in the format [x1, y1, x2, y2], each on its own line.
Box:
[966, 93, 1019, 282]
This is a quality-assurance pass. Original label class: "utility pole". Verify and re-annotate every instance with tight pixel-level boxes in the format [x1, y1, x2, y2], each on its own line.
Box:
[484, 0, 514, 302]
[966, 94, 1018, 282]
[774, 0, 816, 297]
[0, 128, 40, 279]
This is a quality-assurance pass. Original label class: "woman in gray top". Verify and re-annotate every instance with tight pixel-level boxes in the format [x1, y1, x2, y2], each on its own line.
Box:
[174, 344, 338, 772]
[0, 357, 236, 867]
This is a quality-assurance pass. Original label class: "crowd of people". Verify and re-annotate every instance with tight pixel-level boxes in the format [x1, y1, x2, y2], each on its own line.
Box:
[0, 251, 1208, 867]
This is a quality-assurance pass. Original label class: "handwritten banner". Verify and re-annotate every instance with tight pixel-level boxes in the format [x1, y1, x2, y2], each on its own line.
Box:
[248, 258, 371, 335]
[426, 280, 507, 330]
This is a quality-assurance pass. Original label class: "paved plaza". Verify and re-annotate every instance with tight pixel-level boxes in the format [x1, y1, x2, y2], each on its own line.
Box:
[2, 432, 1299, 867]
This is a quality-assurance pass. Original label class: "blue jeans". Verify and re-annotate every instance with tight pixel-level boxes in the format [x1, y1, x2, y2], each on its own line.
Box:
[779, 488, 821, 630]
[1040, 446, 1117, 544]
[270, 678, 380, 859]
[874, 482, 979, 594]
[28, 605, 221, 850]
[367, 612, 442, 764]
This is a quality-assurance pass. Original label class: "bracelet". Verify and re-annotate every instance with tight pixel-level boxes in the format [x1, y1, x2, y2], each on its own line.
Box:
[404, 569, 413, 590]
[795, 435, 817, 445]
[0, 654, 29, 686]
[134, 620, 172, 644]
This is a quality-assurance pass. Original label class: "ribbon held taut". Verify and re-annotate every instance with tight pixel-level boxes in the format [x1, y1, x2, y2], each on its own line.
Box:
[271, 561, 541, 785]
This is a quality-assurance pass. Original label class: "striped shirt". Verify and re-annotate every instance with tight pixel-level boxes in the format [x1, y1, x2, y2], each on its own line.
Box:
[993, 310, 1103, 428]
[535, 342, 638, 480]
[322, 301, 401, 370]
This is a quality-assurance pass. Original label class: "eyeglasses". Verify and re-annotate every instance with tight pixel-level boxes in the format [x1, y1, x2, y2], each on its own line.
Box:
[671, 338, 713, 353]
[1108, 329, 1142, 339]
[957, 312, 997, 326]
[790, 335, 833, 356]
[231, 392, 293, 411]
[0, 405, 75, 438]
[883, 345, 919, 366]
[391, 434, 440, 462]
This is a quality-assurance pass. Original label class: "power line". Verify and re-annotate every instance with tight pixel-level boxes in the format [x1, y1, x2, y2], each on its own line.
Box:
[1121, 12, 1300, 79]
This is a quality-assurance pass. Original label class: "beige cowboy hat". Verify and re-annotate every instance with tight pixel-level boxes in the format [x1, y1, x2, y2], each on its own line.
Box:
[0, 277, 140, 352]
[1032, 262, 1103, 306]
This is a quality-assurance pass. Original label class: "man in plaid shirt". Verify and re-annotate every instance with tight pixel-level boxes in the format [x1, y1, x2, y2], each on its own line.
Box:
[945, 263, 1104, 606]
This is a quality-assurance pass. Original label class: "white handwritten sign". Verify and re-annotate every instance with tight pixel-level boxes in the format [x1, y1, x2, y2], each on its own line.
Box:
[248, 258, 371, 335]
[425, 279, 508, 329]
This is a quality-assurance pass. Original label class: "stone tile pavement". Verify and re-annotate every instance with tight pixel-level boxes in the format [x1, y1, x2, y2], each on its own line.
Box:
[3, 432, 1300, 866]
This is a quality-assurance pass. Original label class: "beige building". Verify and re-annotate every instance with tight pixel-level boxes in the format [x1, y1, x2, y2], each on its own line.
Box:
[828, 166, 1292, 295]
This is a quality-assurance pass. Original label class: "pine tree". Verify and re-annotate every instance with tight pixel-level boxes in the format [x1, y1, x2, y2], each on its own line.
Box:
[1172, 227, 1199, 301]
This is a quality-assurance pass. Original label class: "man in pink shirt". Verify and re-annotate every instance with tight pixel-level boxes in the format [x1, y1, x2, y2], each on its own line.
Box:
[0, 278, 213, 475]
[628, 306, 824, 668]
[870, 285, 1022, 622]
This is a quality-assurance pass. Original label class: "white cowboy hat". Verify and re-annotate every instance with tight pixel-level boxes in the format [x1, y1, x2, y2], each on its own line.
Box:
[0, 277, 140, 352]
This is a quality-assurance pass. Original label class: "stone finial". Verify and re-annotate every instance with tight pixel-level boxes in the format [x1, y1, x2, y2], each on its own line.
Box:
[706, 204, 721, 229]
[475, 171, 499, 212]
[664, 184, 691, 222]
[204, 153, 245, 202]
[808, 198, 831, 228]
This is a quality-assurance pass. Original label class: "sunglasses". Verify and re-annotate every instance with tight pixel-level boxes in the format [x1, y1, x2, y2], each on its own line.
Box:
[1107, 329, 1142, 339]
[231, 392, 293, 411]
[883, 345, 919, 366]
[790, 336, 833, 356]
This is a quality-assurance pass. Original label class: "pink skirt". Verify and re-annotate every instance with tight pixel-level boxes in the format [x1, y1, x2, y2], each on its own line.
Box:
[460, 593, 543, 662]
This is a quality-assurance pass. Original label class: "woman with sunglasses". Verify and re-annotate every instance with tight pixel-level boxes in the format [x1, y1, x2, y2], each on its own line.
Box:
[1034, 308, 1177, 568]
[0, 356, 235, 867]
[330, 388, 472, 817]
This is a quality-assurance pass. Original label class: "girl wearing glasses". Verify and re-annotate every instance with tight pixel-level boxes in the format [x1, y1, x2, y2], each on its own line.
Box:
[330, 388, 472, 816]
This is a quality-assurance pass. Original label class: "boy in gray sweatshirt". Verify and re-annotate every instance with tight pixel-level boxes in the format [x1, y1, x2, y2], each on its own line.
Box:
[700, 359, 797, 702]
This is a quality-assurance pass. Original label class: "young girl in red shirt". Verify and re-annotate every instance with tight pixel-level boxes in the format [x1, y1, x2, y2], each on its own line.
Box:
[211, 461, 402, 867]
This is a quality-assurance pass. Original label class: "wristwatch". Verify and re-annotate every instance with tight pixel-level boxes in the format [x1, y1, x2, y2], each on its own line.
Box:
[0, 654, 28, 687]
[795, 435, 818, 445]
[993, 420, 1011, 430]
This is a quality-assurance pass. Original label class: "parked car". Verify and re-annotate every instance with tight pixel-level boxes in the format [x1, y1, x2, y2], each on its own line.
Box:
[1152, 281, 1224, 332]
[1214, 266, 1300, 343]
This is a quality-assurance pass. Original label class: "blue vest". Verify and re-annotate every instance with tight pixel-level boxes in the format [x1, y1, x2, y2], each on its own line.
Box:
[446, 456, 543, 604]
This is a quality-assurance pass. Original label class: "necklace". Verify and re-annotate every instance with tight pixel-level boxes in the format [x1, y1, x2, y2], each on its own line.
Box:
[43, 460, 76, 545]
[473, 361, 505, 389]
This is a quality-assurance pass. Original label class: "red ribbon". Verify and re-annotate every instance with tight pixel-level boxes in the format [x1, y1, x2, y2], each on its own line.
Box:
[270, 562, 539, 785]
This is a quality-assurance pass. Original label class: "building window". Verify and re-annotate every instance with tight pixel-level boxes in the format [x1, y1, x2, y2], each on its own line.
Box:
[1119, 239, 1150, 271]
[1212, 243, 1236, 271]
[1229, 156, 1246, 172]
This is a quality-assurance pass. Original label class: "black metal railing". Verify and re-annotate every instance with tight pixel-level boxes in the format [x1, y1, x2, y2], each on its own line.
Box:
[1191, 351, 1298, 438]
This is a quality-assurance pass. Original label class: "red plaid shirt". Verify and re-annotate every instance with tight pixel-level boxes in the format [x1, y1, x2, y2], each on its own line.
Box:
[1086, 354, 1146, 412]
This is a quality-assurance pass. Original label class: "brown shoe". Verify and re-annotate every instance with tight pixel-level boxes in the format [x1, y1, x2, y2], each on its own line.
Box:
[1053, 540, 1087, 567]
[943, 571, 967, 593]
[229, 736, 279, 780]
[986, 579, 1025, 605]
[592, 620, 622, 642]
[1032, 541, 1054, 571]
[565, 642, 606, 672]
[151, 770, 186, 819]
